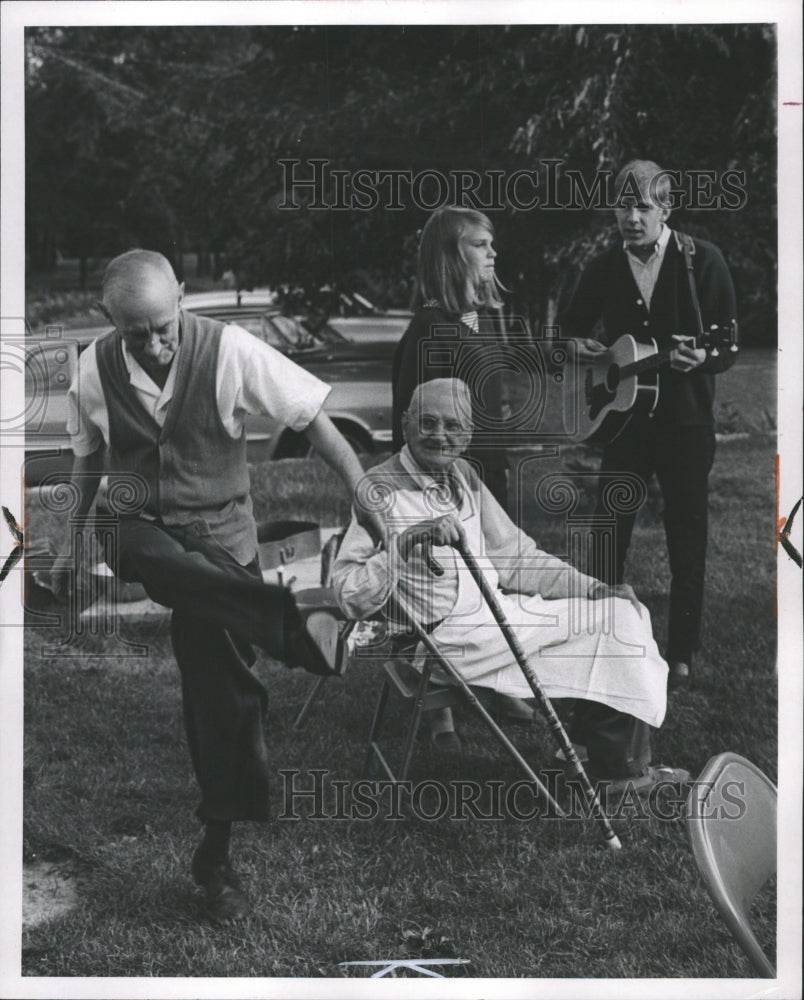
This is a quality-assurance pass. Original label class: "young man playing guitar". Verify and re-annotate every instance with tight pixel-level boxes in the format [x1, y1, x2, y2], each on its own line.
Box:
[560, 159, 738, 689]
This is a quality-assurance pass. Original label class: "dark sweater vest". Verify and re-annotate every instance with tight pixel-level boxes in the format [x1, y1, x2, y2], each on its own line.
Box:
[95, 310, 257, 564]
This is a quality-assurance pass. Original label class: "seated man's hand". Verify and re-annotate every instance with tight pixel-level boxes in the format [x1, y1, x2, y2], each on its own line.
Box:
[396, 515, 463, 577]
[588, 580, 642, 618]
[670, 334, 706, 371]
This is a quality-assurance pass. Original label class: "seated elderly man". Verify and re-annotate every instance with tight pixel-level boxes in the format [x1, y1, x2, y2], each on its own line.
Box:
[333, 378, 689, 792]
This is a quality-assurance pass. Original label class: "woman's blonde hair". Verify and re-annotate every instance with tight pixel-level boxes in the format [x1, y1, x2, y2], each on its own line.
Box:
[416, 206, 504, 313]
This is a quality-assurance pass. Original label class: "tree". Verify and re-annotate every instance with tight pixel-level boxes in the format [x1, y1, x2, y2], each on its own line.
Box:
[26, 24, 776, 341]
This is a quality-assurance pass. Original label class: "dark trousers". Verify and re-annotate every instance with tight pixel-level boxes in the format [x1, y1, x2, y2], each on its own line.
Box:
[592, 423, 716, 662]
[570, 701, 652, 779]
[108, 516, 299, 823]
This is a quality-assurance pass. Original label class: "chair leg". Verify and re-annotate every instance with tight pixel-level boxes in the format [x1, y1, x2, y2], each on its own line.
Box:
[459, 686, 565, 817]
[365, 678, 391, 778]
[398, 663, 433, 784]
[292, 619, 355, 730]
[292, 676, 328, 730]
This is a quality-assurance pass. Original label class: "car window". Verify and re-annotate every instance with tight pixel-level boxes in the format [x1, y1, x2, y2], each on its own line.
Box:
[184, 303, 346, 352]
[265, 315, 303, 347]
[264, 315, 324, 351]
[198, 309, 290, 352]
[312, 321, 349, 346]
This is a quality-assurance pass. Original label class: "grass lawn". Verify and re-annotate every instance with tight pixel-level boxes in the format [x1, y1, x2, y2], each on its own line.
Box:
[21, 352, 779, 980]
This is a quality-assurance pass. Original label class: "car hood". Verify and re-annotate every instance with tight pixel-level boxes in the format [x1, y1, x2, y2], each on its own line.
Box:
[294, 347, 393, 382]
[289, 339, 395, 363]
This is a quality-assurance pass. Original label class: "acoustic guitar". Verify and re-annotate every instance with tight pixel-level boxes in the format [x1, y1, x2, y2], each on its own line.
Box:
[563, 322, 738, 445]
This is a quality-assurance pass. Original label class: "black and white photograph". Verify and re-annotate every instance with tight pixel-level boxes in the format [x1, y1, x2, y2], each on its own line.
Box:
[1, 1, 801, 997]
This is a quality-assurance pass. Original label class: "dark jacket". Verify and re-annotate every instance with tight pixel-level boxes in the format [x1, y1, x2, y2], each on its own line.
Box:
[391, 305, 508, 502]
[559, 232, 738, 427]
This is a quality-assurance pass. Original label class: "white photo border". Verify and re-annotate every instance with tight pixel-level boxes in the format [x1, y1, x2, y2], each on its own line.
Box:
[2, 2, 801, 998]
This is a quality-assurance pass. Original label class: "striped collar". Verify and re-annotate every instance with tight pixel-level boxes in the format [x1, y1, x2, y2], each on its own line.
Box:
[422, 301, 479, 333]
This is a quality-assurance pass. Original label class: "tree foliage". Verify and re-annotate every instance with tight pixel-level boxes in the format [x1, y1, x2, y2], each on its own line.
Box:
[25, 23, 776, 341]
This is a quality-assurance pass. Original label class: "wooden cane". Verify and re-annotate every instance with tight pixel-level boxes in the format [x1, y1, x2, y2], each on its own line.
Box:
[454, 530, 622, 850]
[390, 591, 566, 818]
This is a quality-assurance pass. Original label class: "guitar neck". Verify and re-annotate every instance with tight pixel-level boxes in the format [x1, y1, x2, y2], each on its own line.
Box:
[619, 345, 677, 380]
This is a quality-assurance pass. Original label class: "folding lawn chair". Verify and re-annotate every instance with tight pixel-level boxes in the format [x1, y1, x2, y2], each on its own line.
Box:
[295, 523, 621, 847]
[364, 628, 565, 818]
[292, 530, 351, 729]
[686, 752, 777, 978]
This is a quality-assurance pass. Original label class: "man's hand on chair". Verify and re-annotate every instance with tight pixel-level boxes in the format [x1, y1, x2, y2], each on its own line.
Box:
[396, 515, 464, 576]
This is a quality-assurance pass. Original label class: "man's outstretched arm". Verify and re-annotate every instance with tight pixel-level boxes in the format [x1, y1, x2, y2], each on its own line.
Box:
[51, 448, 104, 600]
[303, 410, 387, 545]
[303, 410, 365, 494]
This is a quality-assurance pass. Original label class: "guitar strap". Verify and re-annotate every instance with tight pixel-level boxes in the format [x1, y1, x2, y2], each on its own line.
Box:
[674, 231, 705, 336]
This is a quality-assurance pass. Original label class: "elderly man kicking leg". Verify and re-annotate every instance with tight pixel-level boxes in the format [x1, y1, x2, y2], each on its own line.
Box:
[53, 249, 371, 921]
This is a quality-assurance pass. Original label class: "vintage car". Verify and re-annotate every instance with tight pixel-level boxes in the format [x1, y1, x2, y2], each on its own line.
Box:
[22, 290, 407, 485]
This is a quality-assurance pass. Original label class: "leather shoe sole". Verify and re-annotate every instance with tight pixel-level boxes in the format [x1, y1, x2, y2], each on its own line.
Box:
[286, 610, 346, 676]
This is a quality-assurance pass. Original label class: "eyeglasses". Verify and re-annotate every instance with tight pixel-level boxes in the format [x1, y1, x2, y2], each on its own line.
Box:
[417, 415, 473, 436]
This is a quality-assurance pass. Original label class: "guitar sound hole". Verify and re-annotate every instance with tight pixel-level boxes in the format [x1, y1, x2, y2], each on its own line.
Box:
[605, 365, 621, 392]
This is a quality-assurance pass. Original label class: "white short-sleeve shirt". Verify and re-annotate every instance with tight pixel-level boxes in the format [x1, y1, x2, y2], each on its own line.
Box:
[67, 321, 330, 457]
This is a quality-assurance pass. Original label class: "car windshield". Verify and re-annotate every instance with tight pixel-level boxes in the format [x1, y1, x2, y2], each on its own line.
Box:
[194, 308, 346, 353]
[263, 315, 317, 351]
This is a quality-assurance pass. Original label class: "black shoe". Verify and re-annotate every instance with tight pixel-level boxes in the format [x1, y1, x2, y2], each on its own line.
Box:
[191, 847, 249, 922]
[668, 660, 691, 690]
[596, 765, 692, 798]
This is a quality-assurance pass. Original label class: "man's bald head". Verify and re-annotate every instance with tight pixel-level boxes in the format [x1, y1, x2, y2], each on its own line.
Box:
[99, 250, 184, 375]
[406, 378, 473, 422]
[101, 249, 180, 314]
